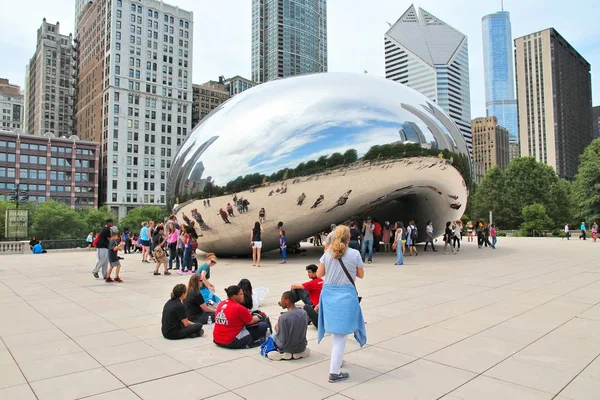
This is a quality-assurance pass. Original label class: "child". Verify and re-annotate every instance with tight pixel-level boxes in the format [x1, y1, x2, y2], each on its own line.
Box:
[106, 227, 125, 283]
[280, 229, 287, 264]
[490, 224, 497, 249]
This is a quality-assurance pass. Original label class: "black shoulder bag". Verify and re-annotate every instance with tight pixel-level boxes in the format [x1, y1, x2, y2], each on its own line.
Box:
[338, 258, 362, 303]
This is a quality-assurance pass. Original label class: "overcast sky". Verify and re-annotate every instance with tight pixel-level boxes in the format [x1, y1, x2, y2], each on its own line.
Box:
[1, 0, 598, 117]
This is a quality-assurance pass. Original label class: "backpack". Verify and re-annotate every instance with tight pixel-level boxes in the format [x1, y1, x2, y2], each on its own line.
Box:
[411, 225, 418, 240]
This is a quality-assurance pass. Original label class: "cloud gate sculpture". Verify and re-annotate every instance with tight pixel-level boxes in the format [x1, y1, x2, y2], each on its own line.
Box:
[168, 73, 471, 256]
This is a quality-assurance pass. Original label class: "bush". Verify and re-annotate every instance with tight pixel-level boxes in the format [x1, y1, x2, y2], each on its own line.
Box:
[520, 203, 554, 237]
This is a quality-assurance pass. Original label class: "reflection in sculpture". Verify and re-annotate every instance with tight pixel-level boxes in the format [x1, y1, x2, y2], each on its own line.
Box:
[168, 73, 471, 256]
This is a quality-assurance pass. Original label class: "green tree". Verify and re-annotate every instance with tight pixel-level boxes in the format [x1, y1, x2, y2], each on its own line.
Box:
[471, 167, 508, 227]
[31, 200, 87, 240]
[119, 206, 166, 233]
[520, 203, 554, 236]
[78, 206, 118, 234]
[571, 138, 600, 223]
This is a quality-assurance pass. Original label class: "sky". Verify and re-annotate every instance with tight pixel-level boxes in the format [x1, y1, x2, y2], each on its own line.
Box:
[1, 0, 598, 118]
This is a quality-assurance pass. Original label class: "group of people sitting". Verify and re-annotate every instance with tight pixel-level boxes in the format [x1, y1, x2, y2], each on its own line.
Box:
[160, 261, 324, 361]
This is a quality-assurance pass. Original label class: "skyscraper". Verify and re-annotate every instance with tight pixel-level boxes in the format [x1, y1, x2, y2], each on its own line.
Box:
[482, 9, 518, 143]
[592, 106, 600, 139]
[251, 0, 327, 83]
[471, 116, 509, 183]
[75, 0, 193, 216]
[515, 28, 592, 180]
[385, 5, 472, 152]
[24, 19, 75, 138]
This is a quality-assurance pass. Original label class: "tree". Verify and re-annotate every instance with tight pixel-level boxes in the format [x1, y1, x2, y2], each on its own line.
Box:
[119, 206, 166, 233]
[471, 167, 507, 227]
[571, 138, 600, 223]
[520, 203, 554, 236]
[31, 200, 87, 240]
[78, 206, 118, 234]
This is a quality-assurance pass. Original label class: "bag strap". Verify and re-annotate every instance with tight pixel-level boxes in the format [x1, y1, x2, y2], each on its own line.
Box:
[337, 258, 356, 290]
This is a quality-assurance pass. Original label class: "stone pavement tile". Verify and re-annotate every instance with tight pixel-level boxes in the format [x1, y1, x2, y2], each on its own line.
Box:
[0, 384, 37, 400]
[125, 324, 163, 340]
[198, 356, 284, 390]
[291, 360, 380, 391]
[130, 370, 228, 399]
[30, 301, 92, 319]
[477, 324, 545, 345]
[29, 367, 124, 400]
[433, 317, 492, 335]
[551, 317, 600, 343]
[425, 344, 505, 373]
[106, 354, 191, 386]
[342, 345, 415, 373]
[559, 374, 600, 400]
[580, 356, 600, 380]
[0, 319, 56, 337]
[10, 338, 83, 363]
[578, 304, 600, 321]
[83, 388, 141, 400]
[457, 335, 524, 358]
[1, 328, 68, 349]
[339, 374, 419, 399]
[74, 329, 140, 351]
[485, 357, 578, 393]
[248, 349, 329, 373]
[18, 351, 101, 382]
[204, 393, 244, 400]
[88, 341, 161, 365]
[168, 344, 244, 369]
[364, 327, 401, 345]
[234, 373, 336, 400]
[0, 364, 26, 390]
[0, 349, 15, 367]
[447, 376, 553, 400]
[110, 314, 162, 330]
[145, 335, 210, 353]
[375, 334, 450, 358]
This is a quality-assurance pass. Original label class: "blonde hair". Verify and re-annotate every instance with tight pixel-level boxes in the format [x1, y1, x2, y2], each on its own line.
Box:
[330, 225, 350, 259]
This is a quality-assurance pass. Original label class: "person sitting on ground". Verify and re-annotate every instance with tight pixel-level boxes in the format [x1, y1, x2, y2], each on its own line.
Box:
[267, 291, 310, 361]
[185, 274, 216, 324]
[161, 284, 204, 340]
[29, 236, 39, 251]
[196, 253, 221, 305]
[31, 240, 47, 254]
[213, 285, 269, 349]
[290, 264, 323, 327]
[239, 278, 272, 330]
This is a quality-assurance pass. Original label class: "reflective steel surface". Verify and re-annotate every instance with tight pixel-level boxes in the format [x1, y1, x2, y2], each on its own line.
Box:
[169, 73, 471, 256]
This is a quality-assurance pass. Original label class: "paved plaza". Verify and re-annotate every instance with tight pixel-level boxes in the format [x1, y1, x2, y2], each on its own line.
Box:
[1, 237, 599, 399]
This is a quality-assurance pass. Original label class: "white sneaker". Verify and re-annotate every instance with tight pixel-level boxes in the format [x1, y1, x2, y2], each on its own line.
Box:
[293, 348, 311, 359]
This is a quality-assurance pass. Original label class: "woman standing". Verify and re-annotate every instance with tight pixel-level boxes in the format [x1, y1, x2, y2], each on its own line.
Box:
[280, 229, 287, 264]
[466, 221, 474, 242]
[161, 284, 204, 340]
[490, 224, 498, 248]
[152, 225, 170, 275]
[348, 221, 361, 251]
[382, 222, 391, 252]
[452, 220, 462, 253]
[179, 226, 193, 274]
[444, 221, 456, 255]
[139, 222, 151, 263]
[86, 232, 93, 251]
[167, 223, 180, 270]
[394, 222, 404, 266]
[317, 225, 366, 383]
[148, 221, 156, 262]
[251, 222, 264, 267]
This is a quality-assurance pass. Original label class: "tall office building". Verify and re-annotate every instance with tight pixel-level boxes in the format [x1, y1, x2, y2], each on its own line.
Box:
[251, 0, 327, 83]
[74, 0, 87, 37]
[385, 5, 472, 152]
[25, 19, 75, 138]
[515, 28, 592, 180]
[592, 106, 600, 139]
[223, 75, 256, 97]
[482, 9, 518, 143]
[471, 117, 509, 183]
[192, 80, 229, 128]
[0, 79, 24, 132]
[75, 0, 193, 217]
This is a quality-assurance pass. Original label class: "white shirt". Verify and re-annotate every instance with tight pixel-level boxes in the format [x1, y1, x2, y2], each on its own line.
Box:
[426, 225, 433, 236]
[564, 225, 569, 233]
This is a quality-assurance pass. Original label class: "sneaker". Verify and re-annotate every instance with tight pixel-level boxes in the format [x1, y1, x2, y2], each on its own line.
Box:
[368, 260, 372, 264]
[93, 272, 99, 279]
[153, 271, 161, 276]
[293, 348, 310, 359]
[114, 277, 123, 283]
[186, 270, 193, 274]
[329, 372, 350, 383]
[280, 260, 287, 264]
[164, 271, 172, 275]
[177, 270, 186, 275]
[189, 328, 204, 338]
[267, 351, 284, 361]
[105, 277, 114, 283]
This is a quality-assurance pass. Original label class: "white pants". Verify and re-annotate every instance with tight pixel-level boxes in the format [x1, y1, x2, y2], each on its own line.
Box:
[330, 334, 347, 374]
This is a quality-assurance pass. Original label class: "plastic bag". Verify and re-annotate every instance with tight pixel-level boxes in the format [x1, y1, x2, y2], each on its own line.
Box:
[252, 287, 269, 311]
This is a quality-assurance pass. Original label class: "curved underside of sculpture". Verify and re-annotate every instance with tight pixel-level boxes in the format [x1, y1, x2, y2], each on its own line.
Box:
[168, 73, 471, 256]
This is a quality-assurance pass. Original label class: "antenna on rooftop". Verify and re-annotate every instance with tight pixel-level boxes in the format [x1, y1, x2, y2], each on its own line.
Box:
[386, 21, 392, 27]
[501, 0, 504, 11]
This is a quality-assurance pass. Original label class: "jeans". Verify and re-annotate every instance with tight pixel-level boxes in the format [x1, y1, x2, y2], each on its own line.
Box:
[189, 312, 215, 325]
[424, 236, 435, 251]
[373, 235, 381, 253]
[124, 240, 132, 253]
[349, 240, 360, 251]
[200, 287, 221, 304]
[304, 304, 318, 328]
[215, 321, 269, 349]
[293, 288, 313, 306]
[182, 246, 193, 271]
[361, 239, 373, 262]
[168, 242, 180, 269]
[452, 236, 460, 249]
[162, 323, 204, 340]
[492, 236, 497, 248]
[93, 248, 109, 278]
[396, 247, 404, 265]
[281, 247, 287, 261]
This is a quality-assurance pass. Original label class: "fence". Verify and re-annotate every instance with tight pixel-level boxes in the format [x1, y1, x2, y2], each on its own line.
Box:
[0, 241, 29, 254]
[40, 239, 88, 250]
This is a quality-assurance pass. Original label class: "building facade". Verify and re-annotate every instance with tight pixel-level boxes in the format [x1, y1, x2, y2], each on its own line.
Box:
[24, 19, 75, 138]
[509, 142, 520, 162]
[0, 129, 99, 208]
[74, 0, 194, 217]
[471, 117, 509, 183]
[482, 10, 518, 143]
[251, 0, 327, 83]
[223, 75, 256, 97]
[385, 5, 472, 153]
[592, 106, 600, 139]
[192, 80, 229, 128]
[0, 79, 24, 132]
[515, 28, 593, 180]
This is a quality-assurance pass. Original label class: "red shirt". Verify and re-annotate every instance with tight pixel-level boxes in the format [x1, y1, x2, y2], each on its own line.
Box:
[374, 222, 382, 236]
[213, 299, 253, 345]
[302, 278, 324, 306]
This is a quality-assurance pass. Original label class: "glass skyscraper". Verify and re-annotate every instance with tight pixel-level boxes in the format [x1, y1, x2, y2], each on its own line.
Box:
[482, 11, 518, 143]
[252, 0, 327, 83]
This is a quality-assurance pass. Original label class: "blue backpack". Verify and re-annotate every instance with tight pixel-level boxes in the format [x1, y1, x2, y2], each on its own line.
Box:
[259, 336, 277, 357]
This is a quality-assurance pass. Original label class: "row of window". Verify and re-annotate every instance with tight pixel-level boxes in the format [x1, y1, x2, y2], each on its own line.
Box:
[116, 0, 190, 29]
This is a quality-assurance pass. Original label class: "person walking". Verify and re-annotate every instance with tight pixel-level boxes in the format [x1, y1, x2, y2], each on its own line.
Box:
[349, 221, 361, 251]
[382, 222, 391, 252]
[218, 209, 231, 224]
[259, 208, 266, 224]
[564, 223, 570, 240]
[490, 224, 497, 248]
[152, 225, 170, 276]
[280, 229, 287, 264]
[452, 220, 462, 253]
[591, 221, 598, 242]
[316, 225, 367, 383]
[580, 221, 587, 240]
[394, 222, 404, 266]
[443, 221, 456, 255]
[251, 222, 264, 267]
[423, 221, 437, 252]
[406, 220, 418, 256]
[139, 222, 151, 263]
[86, 232, 93, 251]
[360, 217, 374, 264]
[92, 219, 114, 279]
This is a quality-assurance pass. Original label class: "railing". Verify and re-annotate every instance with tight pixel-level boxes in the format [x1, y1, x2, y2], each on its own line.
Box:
[40, 239, 87, 250]
[0, 241, 28, 254]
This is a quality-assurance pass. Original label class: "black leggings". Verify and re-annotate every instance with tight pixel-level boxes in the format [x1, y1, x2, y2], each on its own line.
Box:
[215, 321, 268, 349]
[452, 236, 460, 249]
[189, 312, 215, 325]
[163, 323, 204, 340]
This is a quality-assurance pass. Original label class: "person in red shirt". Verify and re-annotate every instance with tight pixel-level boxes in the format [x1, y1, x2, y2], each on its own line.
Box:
[373, 219, 382, 254]
[290, 264, 323, 328]
[213, 285, 269, 349]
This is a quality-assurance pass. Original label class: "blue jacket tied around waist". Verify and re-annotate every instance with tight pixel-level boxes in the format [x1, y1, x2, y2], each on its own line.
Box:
[317, 284, 367, 346]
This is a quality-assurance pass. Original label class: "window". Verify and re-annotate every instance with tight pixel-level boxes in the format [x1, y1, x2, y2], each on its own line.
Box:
[112, 167, 118, 177]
